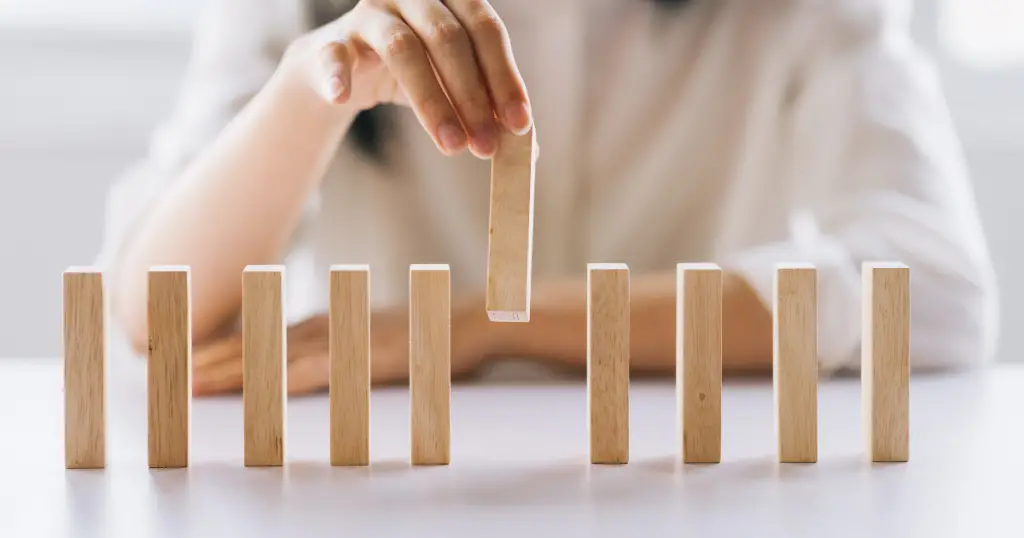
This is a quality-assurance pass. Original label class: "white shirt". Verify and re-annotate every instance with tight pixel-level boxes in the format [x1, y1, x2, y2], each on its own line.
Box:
[98, 0, 1000, 374]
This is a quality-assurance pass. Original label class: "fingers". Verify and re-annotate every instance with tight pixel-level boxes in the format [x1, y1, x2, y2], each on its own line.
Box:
[193, 337, 329, 396]
[193, 333, 242, 369]
[288, 314, 329, 341]
[443, 0, 531, 135]
[287, 353, 330, 395]
[393, 0, 498, 157]
[317, 40, 354, 105]
[193, 353, 243, 396]
[355, 8, 469, 156]
[368, 310, 410, 384]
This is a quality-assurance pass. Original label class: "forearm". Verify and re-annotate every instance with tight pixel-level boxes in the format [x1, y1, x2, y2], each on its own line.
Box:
[490, 271, 774, 374]
[113, 65, 356, 349]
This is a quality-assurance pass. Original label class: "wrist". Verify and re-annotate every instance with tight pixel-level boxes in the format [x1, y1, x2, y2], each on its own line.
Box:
[475, 279, 569, 360]
[453, 294, 498, 359]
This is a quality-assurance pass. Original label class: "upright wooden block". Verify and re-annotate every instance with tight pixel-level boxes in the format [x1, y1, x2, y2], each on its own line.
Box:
[148, 267, 191, 468]
[329, 265, 371, 466]
[774, 264, 818, 463]
[587, 263, 630, 464]
[409, 264, 451, 465]
[485, 128, 537, 322]
[677, 263, 722, 464]
[242, 266, 286, 467]
[63, 268, 106, 469]
[862, 262, 910, 462]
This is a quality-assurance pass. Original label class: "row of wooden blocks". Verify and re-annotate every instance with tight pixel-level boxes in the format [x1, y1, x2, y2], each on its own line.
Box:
[62, 261, 910, 469]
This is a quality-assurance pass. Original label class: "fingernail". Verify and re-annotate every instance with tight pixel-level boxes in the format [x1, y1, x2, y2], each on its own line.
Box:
[504, 102, 532, 135]
[438, 122, 467, 154]
[322, 75, 344, 102]
[471, 123, 498, 157]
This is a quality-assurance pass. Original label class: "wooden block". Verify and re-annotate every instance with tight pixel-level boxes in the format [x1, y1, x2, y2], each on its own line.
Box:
[774, 264, 818, 463]
[485, 128, 537, 322]
[409, 264, 451, 465]
[862, 262, 910, 462]
[587, 263, 630, 464]
[329, 265, 371, 466]
[63, 268, 106, 469]
[242, 266, 286, 467]
[148, 266, 191, 468]
[676, 263, 722, 464]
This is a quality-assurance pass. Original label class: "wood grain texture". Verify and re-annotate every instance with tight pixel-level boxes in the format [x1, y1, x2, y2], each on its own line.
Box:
[677, 263, 722, 464]
[587, 264, 630, 464]
[409, 264, 451, 465]
[63, 268, 106, 469]
[774, 264, 818, 463]
[147, 267, 191, 468]
[485, 127, 537, 322]
[862, 262, 910, 462]
[242, 266, 286, 467]
[330, 265, 370, 466]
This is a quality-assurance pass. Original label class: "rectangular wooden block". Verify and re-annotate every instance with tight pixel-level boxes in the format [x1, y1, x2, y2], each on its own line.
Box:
[485, 127, 537, 322]
[63, 268, 106, 469]
[329, 265, 371, 466]
[677, 263, 723, 464]
[409, 264, 451, 465]
[148, 266, 191, 468]
[243, 266, 286, 467]
[774, 264, 818, 463]
[862, 262, 910, 462]
[587, 263, 630, 464]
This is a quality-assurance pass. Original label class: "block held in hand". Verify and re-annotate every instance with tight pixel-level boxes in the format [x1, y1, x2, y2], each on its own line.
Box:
[486, 128, 537, 322]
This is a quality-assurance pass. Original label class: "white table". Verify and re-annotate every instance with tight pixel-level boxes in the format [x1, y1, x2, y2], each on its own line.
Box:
[1, 357, 1021, 537]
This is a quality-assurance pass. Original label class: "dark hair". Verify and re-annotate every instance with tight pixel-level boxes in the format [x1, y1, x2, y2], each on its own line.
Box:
[310, 0, 694, 162]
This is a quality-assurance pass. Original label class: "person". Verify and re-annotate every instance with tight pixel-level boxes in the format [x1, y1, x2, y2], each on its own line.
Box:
[96, 0, 999, 395]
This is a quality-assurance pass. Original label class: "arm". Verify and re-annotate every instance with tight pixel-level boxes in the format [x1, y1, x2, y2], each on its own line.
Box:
[766, 3, 998, 372]
[189, 269, 771, 395]
[108, 0, 533, 352]
[108, 0, 353, 351]
[113, 61, 356, 352]
[487, 271, 774, 374]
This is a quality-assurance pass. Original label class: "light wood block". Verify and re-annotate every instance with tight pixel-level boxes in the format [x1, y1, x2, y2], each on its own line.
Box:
[63, 268, 106, 469]
[409, 264, 451, 465]
[329, 265, 371, 466]
[147, 266, 191, 468]
[587, 263, 630, 464]
[677, 263, 722, 464]
[862, 262, 910, 462]
[485, 127, 537, 322]
[242, 266, 286, 467]
[774, 264, 818, 463]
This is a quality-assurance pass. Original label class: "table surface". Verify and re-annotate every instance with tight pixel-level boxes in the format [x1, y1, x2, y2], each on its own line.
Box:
[1, 357, 1021, 537]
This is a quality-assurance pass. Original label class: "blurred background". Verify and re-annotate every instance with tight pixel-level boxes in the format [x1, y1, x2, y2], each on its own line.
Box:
[0, 0, 1021, 360]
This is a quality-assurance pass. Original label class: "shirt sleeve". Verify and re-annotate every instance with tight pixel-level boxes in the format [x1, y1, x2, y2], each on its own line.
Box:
[721, 3, 1000, 374]
[94, 0, 305, 277]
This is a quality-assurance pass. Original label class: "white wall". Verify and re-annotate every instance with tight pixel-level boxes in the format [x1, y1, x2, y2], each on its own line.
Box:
[0, 3, 1022, 359]
[0, 27, 191, 357]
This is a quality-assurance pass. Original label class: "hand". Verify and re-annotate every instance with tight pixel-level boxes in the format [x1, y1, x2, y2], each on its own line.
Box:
[191, 300, 493, 396]
[191, 315, 336, 396]
[282, 0, 533, 158]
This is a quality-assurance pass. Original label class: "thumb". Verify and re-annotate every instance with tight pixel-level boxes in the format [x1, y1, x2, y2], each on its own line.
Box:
[317, 40, 354, 105]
